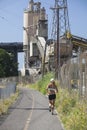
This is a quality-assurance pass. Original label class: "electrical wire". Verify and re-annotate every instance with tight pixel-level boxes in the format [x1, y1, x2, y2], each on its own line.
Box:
[0, 8, 23, 31]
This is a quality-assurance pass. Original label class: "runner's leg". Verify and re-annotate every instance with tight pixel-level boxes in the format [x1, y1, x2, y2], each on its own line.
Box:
[51, 100, 54, 115]
[49, 100, 52, 112]
[51, 95, 56, 115]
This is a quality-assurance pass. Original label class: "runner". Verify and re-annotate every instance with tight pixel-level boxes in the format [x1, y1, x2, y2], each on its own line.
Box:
[46, 78, 58, 115]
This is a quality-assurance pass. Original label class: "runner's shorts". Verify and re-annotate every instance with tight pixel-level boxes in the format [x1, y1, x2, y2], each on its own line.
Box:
[48, 94, 56, 100]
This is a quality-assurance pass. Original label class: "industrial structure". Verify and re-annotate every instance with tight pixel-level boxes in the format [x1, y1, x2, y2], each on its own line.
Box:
[22, 0, 87, 78]
[0, 0, 87, 78]
[0, 0, 87, 100]
[23, 0, 48, 75]
[22, 0, 72, 76]
[49, 0, 72, 79]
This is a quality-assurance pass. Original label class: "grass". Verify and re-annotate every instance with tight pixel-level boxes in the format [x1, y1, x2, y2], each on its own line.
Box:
[0, 89, 19, 115]
[27, 72, 54, 94]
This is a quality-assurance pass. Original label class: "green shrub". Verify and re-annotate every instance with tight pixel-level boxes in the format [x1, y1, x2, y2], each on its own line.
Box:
[28, 72, 54, 94]
[37, 72, 54, 94]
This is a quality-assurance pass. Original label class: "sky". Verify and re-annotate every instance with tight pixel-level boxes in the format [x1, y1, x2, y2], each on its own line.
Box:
[0, 0, 87, 70]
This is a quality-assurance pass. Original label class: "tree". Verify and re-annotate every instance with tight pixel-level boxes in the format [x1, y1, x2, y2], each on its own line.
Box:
[0, 49, 18, 77]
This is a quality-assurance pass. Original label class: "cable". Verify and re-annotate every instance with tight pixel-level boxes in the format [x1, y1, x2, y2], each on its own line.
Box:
[0, 8, 22, 31]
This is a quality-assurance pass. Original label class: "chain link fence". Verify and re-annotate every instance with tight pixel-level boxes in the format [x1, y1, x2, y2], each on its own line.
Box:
[0, 77, 18, 99]
[60, 51, 87, 98]
[0, 72, 42, 100]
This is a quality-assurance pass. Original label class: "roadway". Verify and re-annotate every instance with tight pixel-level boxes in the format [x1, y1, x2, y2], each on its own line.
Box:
[0, 87, 64, 130]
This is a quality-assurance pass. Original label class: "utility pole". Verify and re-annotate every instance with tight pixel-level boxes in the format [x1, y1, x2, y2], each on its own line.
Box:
[42, 42, 47, 78]
[50, 0, 71, 80]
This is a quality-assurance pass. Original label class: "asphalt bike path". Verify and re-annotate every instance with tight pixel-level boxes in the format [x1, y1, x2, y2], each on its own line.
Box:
[0, 87, 64, 130]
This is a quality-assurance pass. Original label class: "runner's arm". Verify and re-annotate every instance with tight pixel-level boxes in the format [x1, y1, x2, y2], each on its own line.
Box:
[56, 86, 58, 93]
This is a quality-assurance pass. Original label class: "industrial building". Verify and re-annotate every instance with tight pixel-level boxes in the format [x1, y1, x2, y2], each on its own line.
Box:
[23, 0, 48, 75]
[22, 0, 72, 76]
[21, 0, 87, 76]
[0, 0, 87, 77]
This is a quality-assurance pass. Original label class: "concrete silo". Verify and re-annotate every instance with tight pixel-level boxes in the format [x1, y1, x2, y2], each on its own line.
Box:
[23, 0, 34, 70]
[23, 0, 48, 75]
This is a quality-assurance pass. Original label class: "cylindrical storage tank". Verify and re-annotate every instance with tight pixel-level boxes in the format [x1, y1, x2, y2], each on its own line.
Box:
[23, 10, 29, 49]
[23, 10, 30, 69]
[37, 2, 41, 12]
[40, 7, 46, 20]
[28, 0, 34, 11]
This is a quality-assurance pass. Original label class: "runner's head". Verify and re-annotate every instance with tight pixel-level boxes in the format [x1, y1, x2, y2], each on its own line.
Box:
[50, 78, 55, 83]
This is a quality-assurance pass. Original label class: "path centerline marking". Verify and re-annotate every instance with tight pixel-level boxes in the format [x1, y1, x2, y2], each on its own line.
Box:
[23, 92, 35, 130]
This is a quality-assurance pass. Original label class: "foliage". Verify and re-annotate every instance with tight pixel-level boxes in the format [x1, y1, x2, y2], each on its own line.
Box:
[28, 72, 54, 94]
[37, 72, 54, 94]
[0, 49, 18, 77]
[56, 88, 87, 130]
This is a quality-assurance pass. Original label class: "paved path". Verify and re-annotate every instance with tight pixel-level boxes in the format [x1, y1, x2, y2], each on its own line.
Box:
[0, 87, 65, 130]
